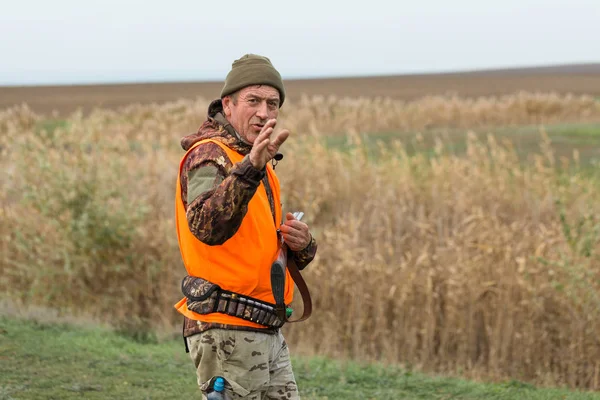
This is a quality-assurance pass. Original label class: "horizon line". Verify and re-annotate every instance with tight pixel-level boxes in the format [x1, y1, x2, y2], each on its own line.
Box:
[1, 60, 599, 88]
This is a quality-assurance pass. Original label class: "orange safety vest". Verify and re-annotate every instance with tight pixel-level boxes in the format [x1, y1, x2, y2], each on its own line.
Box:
[173, 139, 294, 329]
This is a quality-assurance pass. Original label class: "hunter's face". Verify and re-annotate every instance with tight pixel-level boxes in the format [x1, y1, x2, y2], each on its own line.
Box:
[223, 85, 280, 144]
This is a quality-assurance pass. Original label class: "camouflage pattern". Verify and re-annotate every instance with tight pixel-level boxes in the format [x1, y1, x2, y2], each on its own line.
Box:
[183, 318, 278, 338]
[182, 275, 219, 301]
[179, 100, 317, 337]
[181, 276, 285, 328]
[290, 236, 317, 271]
[187, 329, 299, 400]
[181, 124, 264, 245]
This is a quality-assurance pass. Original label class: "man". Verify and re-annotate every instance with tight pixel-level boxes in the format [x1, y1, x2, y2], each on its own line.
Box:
[174, 54, 318, 399]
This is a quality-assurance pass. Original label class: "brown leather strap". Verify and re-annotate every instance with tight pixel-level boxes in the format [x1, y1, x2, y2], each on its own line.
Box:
[272, 211, 312, 324]
[285, 256, 312, 323]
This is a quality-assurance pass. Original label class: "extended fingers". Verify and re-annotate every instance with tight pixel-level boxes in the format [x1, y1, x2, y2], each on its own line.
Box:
[264, 119, 277, 130]
[258, 119, 277, 138]
[253, 136, 270, 153]
[271, 129, 290, 147]
[257, 126, 274, 143]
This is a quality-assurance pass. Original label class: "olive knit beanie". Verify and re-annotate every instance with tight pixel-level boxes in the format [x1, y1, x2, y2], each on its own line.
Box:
[220, 54, 286, 106]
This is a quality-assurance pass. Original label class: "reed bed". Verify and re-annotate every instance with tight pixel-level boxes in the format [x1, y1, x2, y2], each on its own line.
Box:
[1, 93, 600, 389]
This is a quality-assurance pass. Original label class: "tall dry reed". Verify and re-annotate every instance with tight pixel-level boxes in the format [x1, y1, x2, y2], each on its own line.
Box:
[279, 131, 600, 390]
[1, 93, 600, 389]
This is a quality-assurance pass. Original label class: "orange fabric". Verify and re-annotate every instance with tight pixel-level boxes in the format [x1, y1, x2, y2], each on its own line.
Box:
[174, 139, 293, 328]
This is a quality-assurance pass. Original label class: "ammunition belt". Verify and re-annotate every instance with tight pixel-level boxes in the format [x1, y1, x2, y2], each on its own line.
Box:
[182, 276, 285, 329]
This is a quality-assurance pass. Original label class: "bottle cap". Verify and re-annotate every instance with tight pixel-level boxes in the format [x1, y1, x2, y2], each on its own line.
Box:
[214, 377, 225, 392]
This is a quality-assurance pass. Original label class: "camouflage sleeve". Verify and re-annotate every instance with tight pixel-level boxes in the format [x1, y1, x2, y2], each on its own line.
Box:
[187, 165, 223, 205]
[181, 143, 265, 245]
[289, 234, 318, 270]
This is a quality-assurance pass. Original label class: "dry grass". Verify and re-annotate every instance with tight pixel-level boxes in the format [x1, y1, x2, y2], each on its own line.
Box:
[281, 132, 600, 390]
[1, 93, 600, 390]
[283, 92, 600, 135]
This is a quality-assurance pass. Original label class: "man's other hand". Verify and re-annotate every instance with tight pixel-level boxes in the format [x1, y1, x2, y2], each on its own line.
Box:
[279, 212, 311, 252]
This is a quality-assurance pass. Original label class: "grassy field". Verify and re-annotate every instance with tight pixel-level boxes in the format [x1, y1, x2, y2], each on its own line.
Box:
[323, 122, 600, 170]
[2, 316, 600, 400]
[30, 118, 600, 170]
[2, 75, 600, 393]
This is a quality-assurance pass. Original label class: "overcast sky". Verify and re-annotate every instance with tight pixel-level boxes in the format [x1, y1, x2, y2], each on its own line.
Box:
[1, 0, 599, 86]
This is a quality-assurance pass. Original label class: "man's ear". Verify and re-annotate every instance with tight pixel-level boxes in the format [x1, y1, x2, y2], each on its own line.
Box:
[222, 96, 232, 117]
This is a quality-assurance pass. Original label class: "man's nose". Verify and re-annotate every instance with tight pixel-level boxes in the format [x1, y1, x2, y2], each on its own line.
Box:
[255, 101, 268, 119]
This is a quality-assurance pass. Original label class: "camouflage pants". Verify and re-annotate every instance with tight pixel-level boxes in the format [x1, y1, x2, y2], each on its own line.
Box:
[186, 329, 300, 400]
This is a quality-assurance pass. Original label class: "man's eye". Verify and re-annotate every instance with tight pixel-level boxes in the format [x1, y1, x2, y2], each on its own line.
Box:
[248, 98, 258, 104]
[268, 101, 278, 108]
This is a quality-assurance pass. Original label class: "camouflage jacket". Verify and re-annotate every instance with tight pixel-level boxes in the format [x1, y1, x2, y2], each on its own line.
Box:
[179, 100, 318, 337]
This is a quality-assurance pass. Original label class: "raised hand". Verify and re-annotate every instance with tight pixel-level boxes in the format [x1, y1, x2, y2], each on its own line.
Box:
[249, 119, 290, 170]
